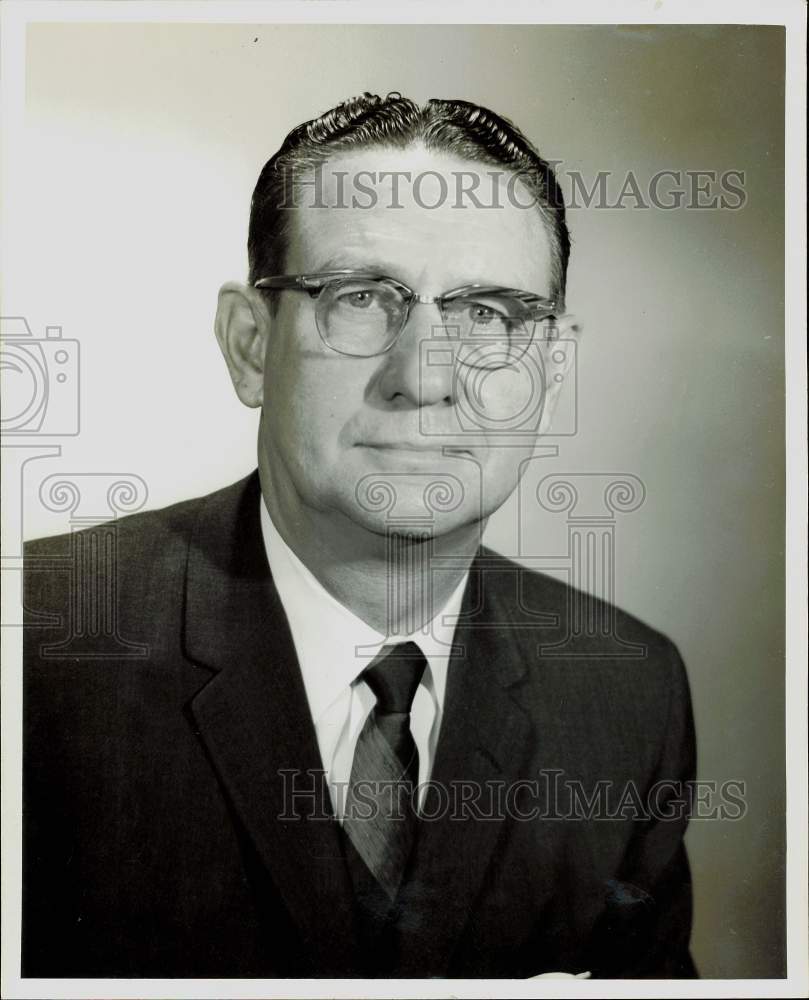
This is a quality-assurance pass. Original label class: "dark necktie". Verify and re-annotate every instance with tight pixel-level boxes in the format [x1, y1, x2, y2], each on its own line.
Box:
[343, 641, 427, 907]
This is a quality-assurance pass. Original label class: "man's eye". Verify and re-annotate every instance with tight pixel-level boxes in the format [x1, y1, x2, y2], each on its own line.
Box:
[463, 300, 512, 327]
[335, 287, 382, 309]
[469, 304, 500, 324]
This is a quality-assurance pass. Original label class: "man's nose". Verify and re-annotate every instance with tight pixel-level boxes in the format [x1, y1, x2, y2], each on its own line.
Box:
[376, 302, 455, 407]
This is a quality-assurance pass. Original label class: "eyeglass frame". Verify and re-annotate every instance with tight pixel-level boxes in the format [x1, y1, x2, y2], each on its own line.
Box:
[252, 269, 559, 361]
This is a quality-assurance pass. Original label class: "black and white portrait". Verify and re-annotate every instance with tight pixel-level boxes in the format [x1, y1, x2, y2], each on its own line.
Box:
[1, 4, 804, 997]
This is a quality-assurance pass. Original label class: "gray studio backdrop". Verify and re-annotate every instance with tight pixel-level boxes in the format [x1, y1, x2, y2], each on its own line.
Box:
[15, 23, 784, 978]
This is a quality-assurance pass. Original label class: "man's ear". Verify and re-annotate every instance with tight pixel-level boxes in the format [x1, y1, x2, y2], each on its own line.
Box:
[214, 282, 270, 408]
[536, 312, 582, 437]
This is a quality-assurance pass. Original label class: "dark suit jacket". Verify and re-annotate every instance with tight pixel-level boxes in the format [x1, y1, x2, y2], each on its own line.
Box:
[22, 471, 697, 978]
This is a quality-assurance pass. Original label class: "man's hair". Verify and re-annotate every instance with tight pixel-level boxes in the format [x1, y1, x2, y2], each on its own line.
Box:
[248, 91, 570, 303]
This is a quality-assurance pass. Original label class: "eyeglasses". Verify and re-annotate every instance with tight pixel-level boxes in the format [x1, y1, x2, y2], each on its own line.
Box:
[253, 270, 558, 370]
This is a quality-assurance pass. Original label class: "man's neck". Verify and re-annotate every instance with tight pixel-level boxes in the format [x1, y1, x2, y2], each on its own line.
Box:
[258, 457, 482, 636]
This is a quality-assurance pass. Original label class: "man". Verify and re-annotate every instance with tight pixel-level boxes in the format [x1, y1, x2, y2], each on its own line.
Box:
[23, 93, 696, 978]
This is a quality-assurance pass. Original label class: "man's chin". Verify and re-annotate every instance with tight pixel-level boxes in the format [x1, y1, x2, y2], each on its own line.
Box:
[344, 463, 484, 531]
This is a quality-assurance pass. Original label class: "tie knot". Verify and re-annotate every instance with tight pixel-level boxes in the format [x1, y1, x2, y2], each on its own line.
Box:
[362, 641, 427, 715]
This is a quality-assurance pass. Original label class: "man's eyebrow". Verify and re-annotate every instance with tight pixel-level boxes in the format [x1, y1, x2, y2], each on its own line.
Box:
[312, 254, 399, 275]
[307, 257, 547, 295]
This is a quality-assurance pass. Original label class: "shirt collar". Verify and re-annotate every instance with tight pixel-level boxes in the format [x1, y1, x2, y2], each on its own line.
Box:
[259, 496, 466, 725]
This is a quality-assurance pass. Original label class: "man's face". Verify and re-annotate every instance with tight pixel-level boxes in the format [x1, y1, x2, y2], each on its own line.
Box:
[257, 146, 560, 537]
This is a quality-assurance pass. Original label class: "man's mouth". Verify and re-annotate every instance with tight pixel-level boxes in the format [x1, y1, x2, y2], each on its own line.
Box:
[361, 442, 472, 455]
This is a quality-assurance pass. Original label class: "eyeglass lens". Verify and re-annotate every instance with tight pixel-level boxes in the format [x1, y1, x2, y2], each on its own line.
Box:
[316, 277, 539, 368]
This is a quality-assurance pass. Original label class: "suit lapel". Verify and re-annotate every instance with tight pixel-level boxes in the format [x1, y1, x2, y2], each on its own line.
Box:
[393, 554, 534, 976]
[182, 472, 362, 974]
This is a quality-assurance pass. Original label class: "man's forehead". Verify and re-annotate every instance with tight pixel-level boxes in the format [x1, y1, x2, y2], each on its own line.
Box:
[284, 146, 553, 290]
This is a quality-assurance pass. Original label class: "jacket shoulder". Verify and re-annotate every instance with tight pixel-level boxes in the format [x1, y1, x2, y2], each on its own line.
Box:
[476, 543, 679, 654]
[475, 547, 695, 788]
[23, 477, 245, 559]
[22, 471, 259, 644]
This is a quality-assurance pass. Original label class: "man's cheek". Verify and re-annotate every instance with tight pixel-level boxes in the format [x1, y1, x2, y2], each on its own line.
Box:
[460, 366, 543, 431]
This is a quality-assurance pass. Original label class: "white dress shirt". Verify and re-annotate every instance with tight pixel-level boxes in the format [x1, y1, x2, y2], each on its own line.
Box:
[259, 498, 469, 820]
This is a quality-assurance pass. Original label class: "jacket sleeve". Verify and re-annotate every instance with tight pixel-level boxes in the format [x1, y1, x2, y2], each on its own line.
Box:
[588, 643, 698, 978]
